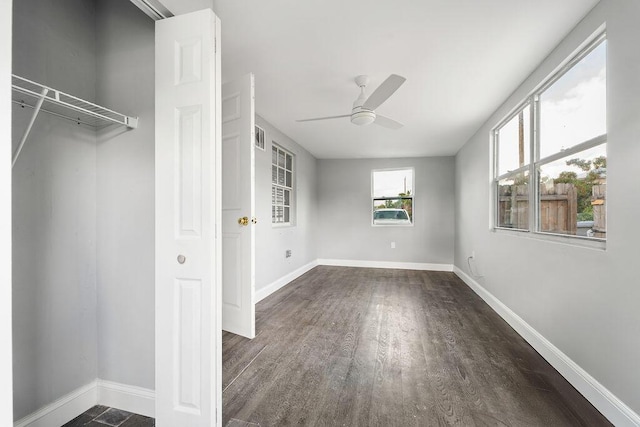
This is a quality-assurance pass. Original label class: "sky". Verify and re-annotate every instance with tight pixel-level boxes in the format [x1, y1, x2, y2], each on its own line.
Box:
[498, 39, 607, 182]
[373, 168, 413, 197]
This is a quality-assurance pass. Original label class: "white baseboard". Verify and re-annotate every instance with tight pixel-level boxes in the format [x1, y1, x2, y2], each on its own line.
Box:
[318, 258, 453, 272]
[97, 379, 155, 418]
[255, 259, 319, 302]
[14, 379, 156, 427]
[14, 380, 98, 427]
[453, 266, 640, 427]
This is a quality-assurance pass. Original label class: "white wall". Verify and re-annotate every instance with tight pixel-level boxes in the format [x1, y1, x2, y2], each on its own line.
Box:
[317, 157, 455, 266]
[12, 0, 98, 420]
[454, 0, 640, 418]
[95, 0, 155, 390]
[255, 115, 318, 293]
[1, 0, 13, 423]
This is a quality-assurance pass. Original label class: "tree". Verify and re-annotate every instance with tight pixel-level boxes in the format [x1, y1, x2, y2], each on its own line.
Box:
[554, 156, 606, 221]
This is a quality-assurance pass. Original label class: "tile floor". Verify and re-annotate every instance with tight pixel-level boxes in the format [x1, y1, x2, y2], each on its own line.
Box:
[62, 406, 154, 427]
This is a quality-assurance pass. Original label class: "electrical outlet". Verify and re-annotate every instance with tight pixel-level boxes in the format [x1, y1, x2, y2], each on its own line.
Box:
[391, 242, 396, 249]
[285, 249, 292, 258]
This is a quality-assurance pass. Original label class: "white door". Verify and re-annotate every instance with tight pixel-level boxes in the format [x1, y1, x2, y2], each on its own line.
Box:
[221, 74, 256, 339]
[155, 9, 222, 426]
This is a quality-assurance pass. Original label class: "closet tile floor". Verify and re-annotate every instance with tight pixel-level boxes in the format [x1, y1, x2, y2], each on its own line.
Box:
[62, 406, 154, 427]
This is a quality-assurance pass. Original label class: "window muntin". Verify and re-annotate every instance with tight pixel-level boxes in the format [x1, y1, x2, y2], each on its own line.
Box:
[493, 34, 606, 242]
[372, 168, 414, 226]
[272, 144, 293, 225]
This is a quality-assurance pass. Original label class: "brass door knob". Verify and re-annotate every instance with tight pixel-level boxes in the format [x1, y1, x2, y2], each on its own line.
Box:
[238, 216, 249, 226]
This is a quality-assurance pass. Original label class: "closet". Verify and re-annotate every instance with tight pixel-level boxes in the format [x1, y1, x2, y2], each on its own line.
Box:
[11, 0, 156, 422]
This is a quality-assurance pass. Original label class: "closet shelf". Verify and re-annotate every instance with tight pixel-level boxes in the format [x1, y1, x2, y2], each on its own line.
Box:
[11, 74, 139, 168]
[12, 74, 139, 130]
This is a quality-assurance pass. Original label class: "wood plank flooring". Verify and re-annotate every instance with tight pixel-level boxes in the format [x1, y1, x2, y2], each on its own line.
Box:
[222, 266, 611, 426]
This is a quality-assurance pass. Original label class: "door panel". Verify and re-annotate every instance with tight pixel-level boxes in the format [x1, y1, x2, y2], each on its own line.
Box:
[221, 74, 255, 339]
[155, 9, 221, 426]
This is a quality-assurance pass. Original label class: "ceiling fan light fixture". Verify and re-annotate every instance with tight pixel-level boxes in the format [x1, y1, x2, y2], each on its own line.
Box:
[351, 110, 376, 126]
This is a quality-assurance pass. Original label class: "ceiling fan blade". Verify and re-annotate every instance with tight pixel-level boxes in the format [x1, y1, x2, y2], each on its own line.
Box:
[374, 114, 404, 129]
[296, 114, 350, 122]
[362, 74, 406, 111]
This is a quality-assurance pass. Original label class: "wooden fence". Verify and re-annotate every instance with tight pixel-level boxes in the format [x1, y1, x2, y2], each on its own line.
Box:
[498, 183, 577, 234]
[498, 182, 606, 237]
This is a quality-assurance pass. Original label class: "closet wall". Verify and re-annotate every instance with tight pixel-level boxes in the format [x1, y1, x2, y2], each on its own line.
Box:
[12, 0, 99, 419]
[12, 0, 155, 420]
[95, 0, 155, 391]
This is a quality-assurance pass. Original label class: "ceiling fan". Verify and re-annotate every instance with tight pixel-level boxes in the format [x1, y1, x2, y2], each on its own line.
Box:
[297, 74, 406, 129]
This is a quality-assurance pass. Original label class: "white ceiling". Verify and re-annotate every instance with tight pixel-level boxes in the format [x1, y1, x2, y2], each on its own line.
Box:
[212, 0, 598, 159]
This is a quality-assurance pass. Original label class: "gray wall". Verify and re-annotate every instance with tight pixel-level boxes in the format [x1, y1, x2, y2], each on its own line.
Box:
[317, 157, 455, 265]
[95, 0, 155, 390]
[454, 0, 640, 415]
[255, 115, 318, 292]
[12, 0, 98, 419]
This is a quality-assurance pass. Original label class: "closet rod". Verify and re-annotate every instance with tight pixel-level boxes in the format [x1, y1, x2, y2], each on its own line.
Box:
[12, 100, 97, 128]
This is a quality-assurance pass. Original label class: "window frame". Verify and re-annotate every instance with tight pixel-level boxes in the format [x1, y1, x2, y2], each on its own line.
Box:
[371, 167, 415, 227]
[255, 125, 265, 151]
[492, 31, 607, 247]
[271, 142, 294, 227]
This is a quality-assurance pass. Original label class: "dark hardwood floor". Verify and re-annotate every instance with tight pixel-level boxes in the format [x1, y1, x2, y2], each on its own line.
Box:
[222, 266, 611, 426]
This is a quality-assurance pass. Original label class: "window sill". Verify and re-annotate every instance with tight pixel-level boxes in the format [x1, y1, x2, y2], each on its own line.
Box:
[371, 223, 414, 228]
[493, 227, 606, 251]
[272, 222, 294, 229]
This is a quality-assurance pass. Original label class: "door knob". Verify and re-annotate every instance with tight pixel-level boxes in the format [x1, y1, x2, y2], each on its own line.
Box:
[238, 216, 249, 226]
[177, 254, 186, 264]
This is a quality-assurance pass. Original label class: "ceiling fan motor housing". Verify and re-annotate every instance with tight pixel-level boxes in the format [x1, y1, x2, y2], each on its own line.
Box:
[351, 81, 376, 126]
[351, 108, 376, 126]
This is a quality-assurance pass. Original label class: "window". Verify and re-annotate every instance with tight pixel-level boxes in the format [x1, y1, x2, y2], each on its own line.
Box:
[272, 143, 293, 225]
[255, 125, 265, 150]
[493, 33, 607, 241]
[372, 168, 413, 226]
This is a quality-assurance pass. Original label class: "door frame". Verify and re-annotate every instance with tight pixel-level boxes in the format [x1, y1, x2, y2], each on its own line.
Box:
[1, 0, 13, 424]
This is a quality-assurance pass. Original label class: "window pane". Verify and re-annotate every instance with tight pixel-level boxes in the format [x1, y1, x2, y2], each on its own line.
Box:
[278, 168, 285, 185]
[284, 207, 290, 223]
[372, 169, 413, 197]
[538, 144, 606, 238]
[286, 154, 292, 171]
[272, 146, 278, 165]
[539, 40, 606, 159]
[271, 187, 275, 204]
[272, 206, 276, 223]
[284, 189, 290, 206]
[497, 104, 530, 175]
[278, 150, 286, 167]
[496, 172, 529, 230]
[372, 197, 413, 225]
[272, 165, 277, 184]
[275, 187, 284, 205]
[285, 171, 292, 187]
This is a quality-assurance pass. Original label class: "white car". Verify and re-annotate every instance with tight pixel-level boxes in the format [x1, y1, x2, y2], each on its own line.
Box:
[373, 208, 411, 225]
